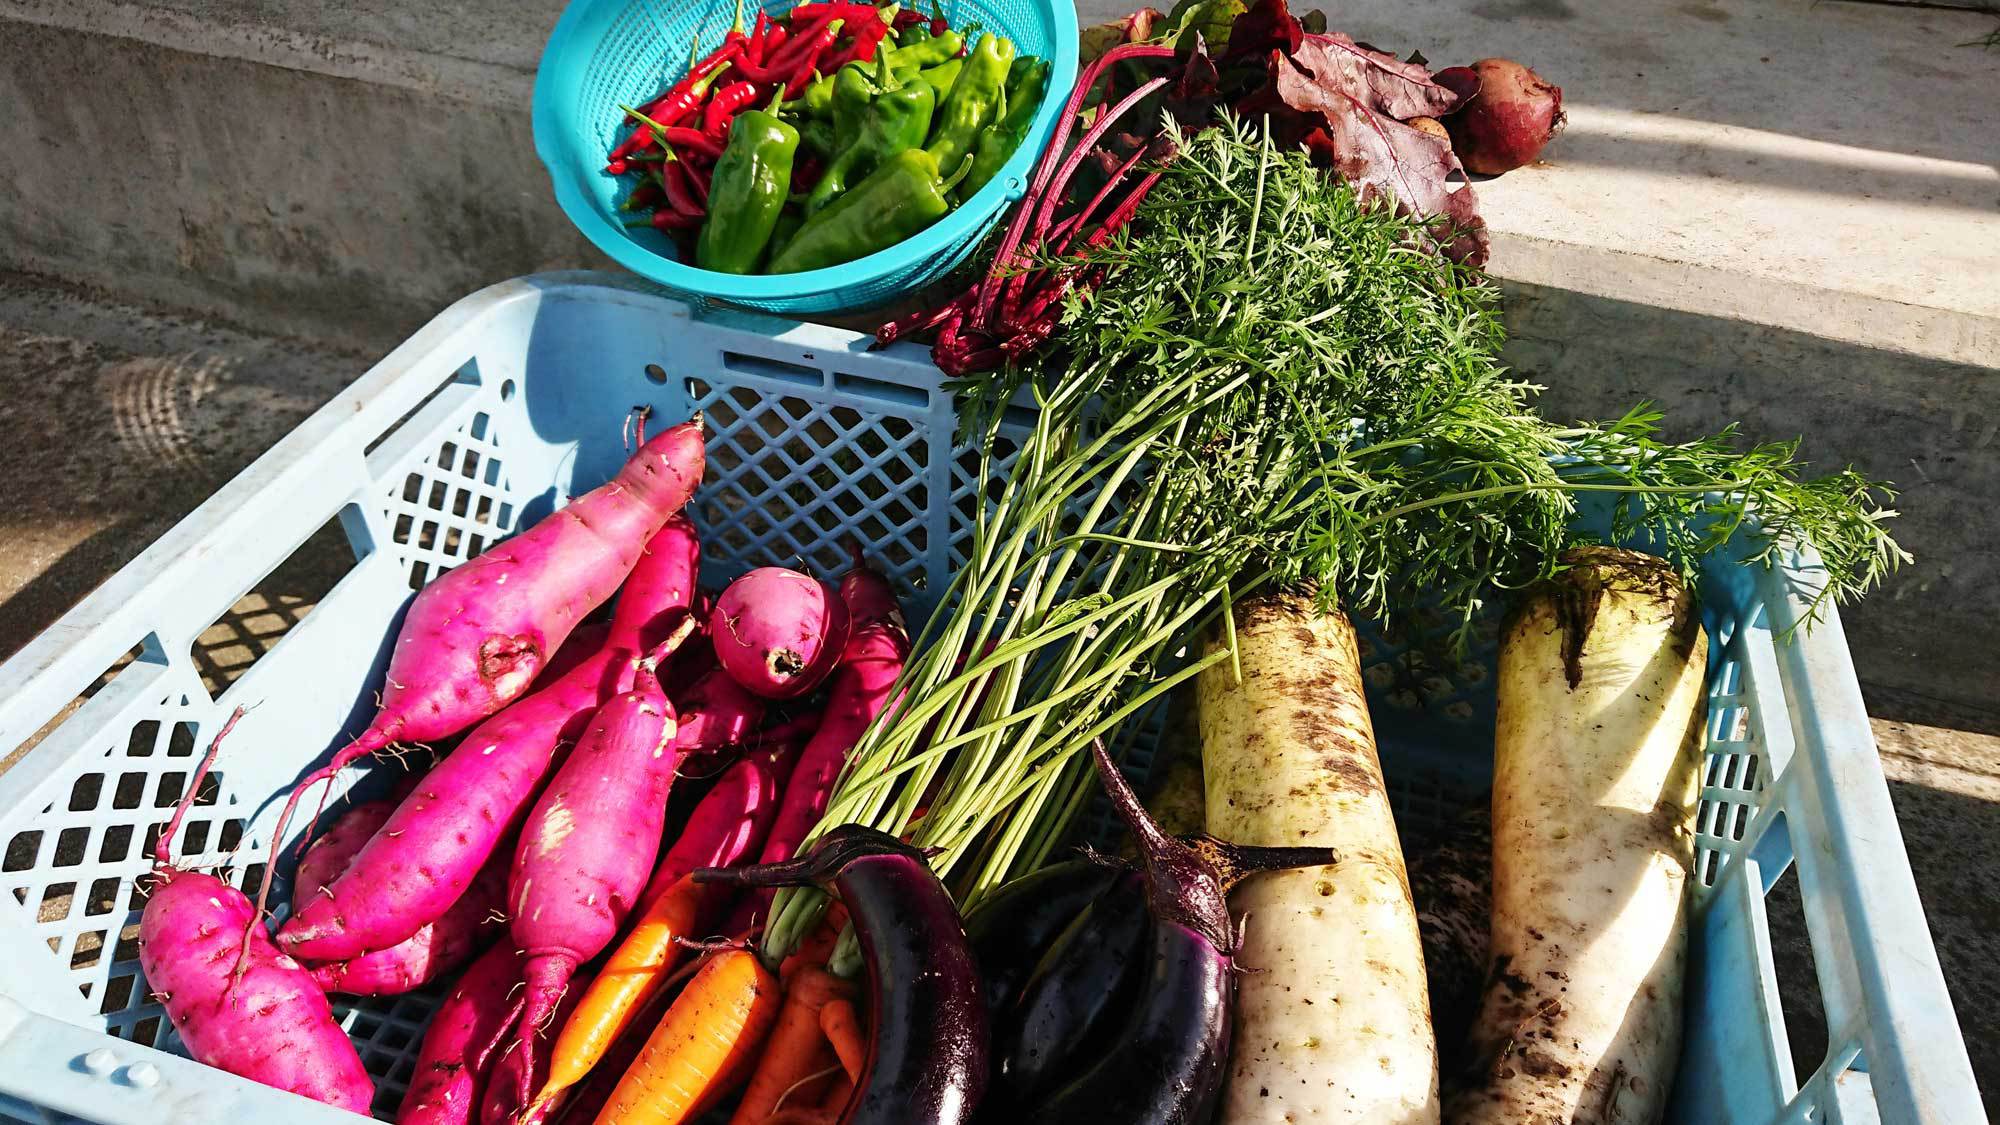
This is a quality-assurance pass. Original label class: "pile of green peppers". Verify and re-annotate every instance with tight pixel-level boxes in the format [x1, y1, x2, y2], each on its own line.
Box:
[694, 23, 1053, 276]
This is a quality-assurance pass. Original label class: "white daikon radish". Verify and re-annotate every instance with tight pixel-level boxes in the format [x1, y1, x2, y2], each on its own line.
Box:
[1447, 547, 1706, 1125]
[1198, 592, 1439, 1125]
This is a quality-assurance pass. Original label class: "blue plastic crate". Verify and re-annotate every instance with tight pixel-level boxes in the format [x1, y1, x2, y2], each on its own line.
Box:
[534, 0, 1079, 315]
[0, 274, 1980, 1123]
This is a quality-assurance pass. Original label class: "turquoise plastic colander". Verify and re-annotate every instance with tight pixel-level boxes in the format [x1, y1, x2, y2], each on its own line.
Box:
[534, 0, 1078, 315]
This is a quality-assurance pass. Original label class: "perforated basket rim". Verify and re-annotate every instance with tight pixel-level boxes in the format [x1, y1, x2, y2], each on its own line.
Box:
[532, 0, 1081, 308]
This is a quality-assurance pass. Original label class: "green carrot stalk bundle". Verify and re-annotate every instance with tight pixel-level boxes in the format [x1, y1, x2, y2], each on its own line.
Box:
[761, 122, 1903, 960]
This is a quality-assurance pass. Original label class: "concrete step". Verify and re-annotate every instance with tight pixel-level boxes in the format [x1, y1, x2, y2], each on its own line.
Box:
[0, 0, 1996, 709]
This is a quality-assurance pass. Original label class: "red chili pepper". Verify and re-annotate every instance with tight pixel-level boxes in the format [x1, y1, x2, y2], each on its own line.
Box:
[684, 162, 712, 205]
[928, 0, 947, 37]
[701, 80, 762, 138]
[783, 64, 820, 99]
[892, 7, 926, 29]
[747, 10, 771, 65]
[628, 124, 728, 160]
[763, 24, 790, 57]
[661, 158, 706, 218]
[620, 180, 665, 212]
[724, 0, 750, 48]
[819, 18, 889, 70]
[608, 56, 736, 169]
[606, 39, 736, 165]
[787, 2, 880, 24]
[624, 208, 700, 232]
[733, 15, 841, 82]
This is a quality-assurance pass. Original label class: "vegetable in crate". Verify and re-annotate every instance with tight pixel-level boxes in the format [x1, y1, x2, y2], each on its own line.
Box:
[505, 626, 693, 1102]
[1448, 548, 1704, 1125]
[279, 513, 703, 962]
[594, 948, 781, 1124]
[696, 95, 800, 273]
[296, 800, 508, 997]
[136, 710, 375, 1113]
[700, 825, 989, 1125]
[537, 732, 805, 1108]
[767, 146, 973, 272]
[989, 870, 1150, 1107]
[962, 858, 1126, 1016]
[805, 55, 937, 215]
[401, 942, 529, 1125]
[1026, 743, 1335, 1125]
[262, 415, 705, 923]
[711, 566, 851, 698]
[1197, 593, 1438, 1124]
[741, 561, 909, 927]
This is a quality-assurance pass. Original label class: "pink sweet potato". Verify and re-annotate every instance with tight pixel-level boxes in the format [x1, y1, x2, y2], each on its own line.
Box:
[536, 621, 614, 688]
[292, 799, 395, 905]
[736, 561, 907, 922]
[309, 851, 506, 996]
[504, 648, 686, 1098]
[398, 941, 528, 1125]
[673, 664, 770, 753]
[268, 417, 705, 890]
[137, 709, 374, 1113]
[639, 734, 804, 909]
[711, 567, 850, 699]
[277, 520, 703, 961]
[481, 970, 590, 1125]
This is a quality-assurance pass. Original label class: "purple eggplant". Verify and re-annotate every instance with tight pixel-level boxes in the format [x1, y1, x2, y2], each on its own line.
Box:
[991, 869, 1150, 1106]
[1031, 742, 1337, 1125]
[698, 825, 987, 1125]
[963, 855, 1126, 1015]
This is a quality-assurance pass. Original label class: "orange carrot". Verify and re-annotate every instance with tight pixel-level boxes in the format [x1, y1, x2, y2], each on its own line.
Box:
[777, 901, 848, 982]
[595, 949, 780, 1125]
[816, 997, 865, 1085]
[728, 967, 855, 1125]
[539, 875, 717, 1105]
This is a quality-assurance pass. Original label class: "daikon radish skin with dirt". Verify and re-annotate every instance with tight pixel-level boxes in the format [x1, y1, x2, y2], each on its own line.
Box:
[1198, 592, 1438, 1125]
[1448, 547, 1705, 1125]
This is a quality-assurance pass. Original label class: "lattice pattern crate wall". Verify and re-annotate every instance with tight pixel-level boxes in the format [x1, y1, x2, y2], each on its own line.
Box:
[0, 275, 1976, 1125]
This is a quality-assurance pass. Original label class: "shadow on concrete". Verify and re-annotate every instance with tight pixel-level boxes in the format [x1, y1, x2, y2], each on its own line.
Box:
[1547, 130, 1998, 213]
[0, 516, 167, 666]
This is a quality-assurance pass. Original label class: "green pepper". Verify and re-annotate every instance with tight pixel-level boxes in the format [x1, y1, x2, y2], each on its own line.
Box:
[829, 61, 878, 152]
[807, 54, 936, 215]
[696, 95, 799, 274]
[886, 29, 962, 69]
[767, 208, 805, 261]
[896, 24, 932, 47]
[795, 70, 835, 118]
[917, 57, 963, 103]
[924, 33, 1014, 175]
[959, 56, 1049, 200]
[767, 148, 972, 273]
[799, 118, 836, 158]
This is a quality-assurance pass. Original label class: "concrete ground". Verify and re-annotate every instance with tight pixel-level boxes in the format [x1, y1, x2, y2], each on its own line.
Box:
[0, 270, 1992, 1107]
